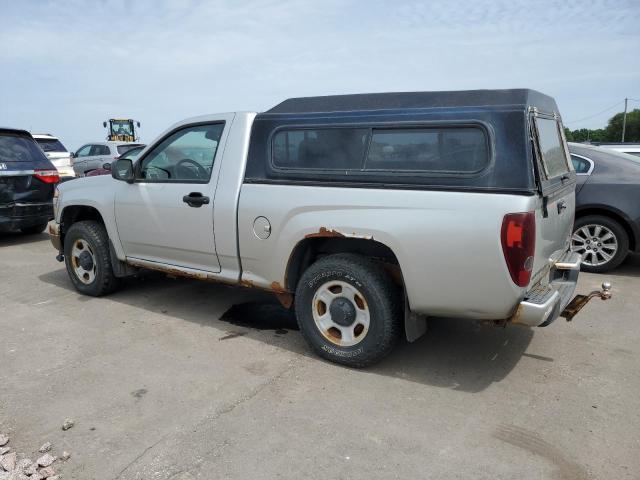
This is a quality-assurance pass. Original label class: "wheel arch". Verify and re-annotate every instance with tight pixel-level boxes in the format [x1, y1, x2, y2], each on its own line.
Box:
[60, 204, 106, 243]
[285, 236, 405, 294]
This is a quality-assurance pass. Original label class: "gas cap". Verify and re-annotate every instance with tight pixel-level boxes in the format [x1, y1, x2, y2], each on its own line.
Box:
[253, 216, 271, 240]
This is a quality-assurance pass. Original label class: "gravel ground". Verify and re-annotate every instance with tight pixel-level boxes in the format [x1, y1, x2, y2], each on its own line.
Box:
[1, 232, 639, 480]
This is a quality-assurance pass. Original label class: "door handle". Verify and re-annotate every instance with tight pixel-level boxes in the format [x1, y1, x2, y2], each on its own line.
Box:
[557, 200, 567, 214]
[183, 192, 210, 208]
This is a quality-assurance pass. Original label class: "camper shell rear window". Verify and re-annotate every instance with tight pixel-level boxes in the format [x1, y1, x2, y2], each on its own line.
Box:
[533, 117, 571, 179]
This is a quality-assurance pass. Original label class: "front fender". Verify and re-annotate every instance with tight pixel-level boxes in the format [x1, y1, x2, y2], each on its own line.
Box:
[57, 177, 125, 260]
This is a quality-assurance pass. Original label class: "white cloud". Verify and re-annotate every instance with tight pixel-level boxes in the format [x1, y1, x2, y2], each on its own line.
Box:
[0, 0, 638, 149]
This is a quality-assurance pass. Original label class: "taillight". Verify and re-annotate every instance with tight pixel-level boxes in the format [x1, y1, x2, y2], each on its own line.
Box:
[501, 212, 536, 287]
[33, 168, 60, 184]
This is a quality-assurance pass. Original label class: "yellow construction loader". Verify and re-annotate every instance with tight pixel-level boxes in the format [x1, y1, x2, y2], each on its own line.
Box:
[103, 119, 141, 142]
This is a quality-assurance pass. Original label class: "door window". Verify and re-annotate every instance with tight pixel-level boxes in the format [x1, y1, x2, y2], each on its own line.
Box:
[90, 145, 110, 156]
[76, 145, 92, 157]
[138, 123, 224, 182]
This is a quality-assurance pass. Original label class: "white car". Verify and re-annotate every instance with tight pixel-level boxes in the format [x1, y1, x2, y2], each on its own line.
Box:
[71, 141, 144, 176]
[592, 143, 640, 158]
[32, 133, 75, 180]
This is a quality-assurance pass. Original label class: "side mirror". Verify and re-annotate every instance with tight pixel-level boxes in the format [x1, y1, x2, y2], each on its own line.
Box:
[70, 152, 76, 158]
[102, 162, 112, 171]
[112, 158, 134, 183]
[103, 121, 107, 128]
[136, 121, 141, 128]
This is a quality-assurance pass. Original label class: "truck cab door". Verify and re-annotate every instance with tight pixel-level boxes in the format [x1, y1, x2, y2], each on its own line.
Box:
[114, 116, 233, 273]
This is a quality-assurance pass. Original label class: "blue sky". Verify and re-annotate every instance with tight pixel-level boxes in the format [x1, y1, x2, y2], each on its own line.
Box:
[1, 0, 639, 151]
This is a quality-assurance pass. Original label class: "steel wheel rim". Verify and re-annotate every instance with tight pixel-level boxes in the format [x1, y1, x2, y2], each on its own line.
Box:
[70, 238, 97, 284]
[311, 280, 370, 347]
[571, 224, 618, 267]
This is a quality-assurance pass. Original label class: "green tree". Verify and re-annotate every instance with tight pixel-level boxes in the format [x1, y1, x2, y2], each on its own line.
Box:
[564, 108, 640, 143]
[605, 109, 640, 142]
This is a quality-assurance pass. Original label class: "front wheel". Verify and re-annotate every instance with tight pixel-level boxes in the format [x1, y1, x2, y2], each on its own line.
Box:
[64, 220, 120, 296]
[571, 215, 629, 273]
[295, 253, 402, 367]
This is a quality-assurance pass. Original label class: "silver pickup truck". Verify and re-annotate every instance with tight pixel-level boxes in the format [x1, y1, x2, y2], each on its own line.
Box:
[48, 89, 611, 367]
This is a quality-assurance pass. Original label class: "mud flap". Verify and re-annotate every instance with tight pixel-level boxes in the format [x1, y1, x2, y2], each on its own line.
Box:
[405, 294, 427, 342]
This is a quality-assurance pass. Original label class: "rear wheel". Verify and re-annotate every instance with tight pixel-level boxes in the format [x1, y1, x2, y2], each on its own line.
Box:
[20, 223, 47, 235]
[64, 220, 120, 296]
[294, 253, 402, 367]
[571, 215, 629, 273]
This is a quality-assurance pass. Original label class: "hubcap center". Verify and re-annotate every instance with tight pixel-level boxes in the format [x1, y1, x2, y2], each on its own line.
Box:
[78, 251, 94, 271]
[329, 297, 356, 327]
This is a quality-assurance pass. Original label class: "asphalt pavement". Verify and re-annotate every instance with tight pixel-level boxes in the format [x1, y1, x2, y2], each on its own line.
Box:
[1, 232, 639, 479]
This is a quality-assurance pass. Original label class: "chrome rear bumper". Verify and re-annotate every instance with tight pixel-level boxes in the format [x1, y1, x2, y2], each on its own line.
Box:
[511, 251, 610, 327]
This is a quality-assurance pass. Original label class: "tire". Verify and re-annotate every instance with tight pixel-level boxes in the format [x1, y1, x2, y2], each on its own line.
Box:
[63, 220, 120, 296]
[20, 223, 47, 235]
[572, 215, 629, 273]
[294, 253, 402, 367]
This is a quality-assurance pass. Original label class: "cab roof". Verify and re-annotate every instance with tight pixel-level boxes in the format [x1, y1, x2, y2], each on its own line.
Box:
[266, 88, 558, 115]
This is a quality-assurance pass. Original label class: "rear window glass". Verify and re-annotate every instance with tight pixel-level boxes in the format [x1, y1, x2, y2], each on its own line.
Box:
[535, 118, 570, 178]
[0, 134, 45, 163]
[570, 155, 591, 173]
[35, 138, 67, 152]
[366, 127, 488, 173]
[273, 128, 368, 170]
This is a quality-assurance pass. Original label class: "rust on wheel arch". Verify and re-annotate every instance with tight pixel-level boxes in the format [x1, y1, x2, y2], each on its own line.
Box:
[305, 227, 373, 240]
[270, 281, 294, 309]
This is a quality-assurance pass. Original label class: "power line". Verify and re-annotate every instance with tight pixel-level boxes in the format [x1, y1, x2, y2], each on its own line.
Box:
[566, 101, 625, 125]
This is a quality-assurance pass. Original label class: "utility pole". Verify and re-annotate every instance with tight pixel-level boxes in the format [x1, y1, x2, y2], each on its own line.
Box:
[621, 97, 628, 142]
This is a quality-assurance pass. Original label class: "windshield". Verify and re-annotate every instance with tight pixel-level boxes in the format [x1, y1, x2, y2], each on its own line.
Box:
[111, 120, 133, 136]
[117, 144, 143, 155]
[121, 146, 144, 160]
[0, 133, 47, 163]
[36, 138, 67, 152]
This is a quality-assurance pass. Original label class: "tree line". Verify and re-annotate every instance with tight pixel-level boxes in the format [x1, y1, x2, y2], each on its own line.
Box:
[564, 108, 640, 143]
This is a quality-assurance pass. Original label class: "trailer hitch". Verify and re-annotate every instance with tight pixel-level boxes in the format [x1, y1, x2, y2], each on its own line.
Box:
[561, 282, 612, 321]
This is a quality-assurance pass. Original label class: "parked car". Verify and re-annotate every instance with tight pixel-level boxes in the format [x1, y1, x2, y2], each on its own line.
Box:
[32, 133, 75, 181]
[71, 142, 144, 176]
[85, 144, 146, 177]
[590, 142, 640, 158]
[48, 89, 611, 366]
[569, 142, 640, 272]
[1, 128, 59, 234]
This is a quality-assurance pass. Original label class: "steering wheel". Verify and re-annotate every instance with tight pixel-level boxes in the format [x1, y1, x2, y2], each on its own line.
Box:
[175, 158, 208, 179]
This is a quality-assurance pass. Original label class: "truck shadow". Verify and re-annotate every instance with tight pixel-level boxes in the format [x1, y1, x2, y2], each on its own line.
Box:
[39, 268, 533, 393]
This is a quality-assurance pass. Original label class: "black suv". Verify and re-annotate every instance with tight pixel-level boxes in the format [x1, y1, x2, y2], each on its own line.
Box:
[0, 128, 59, 234]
